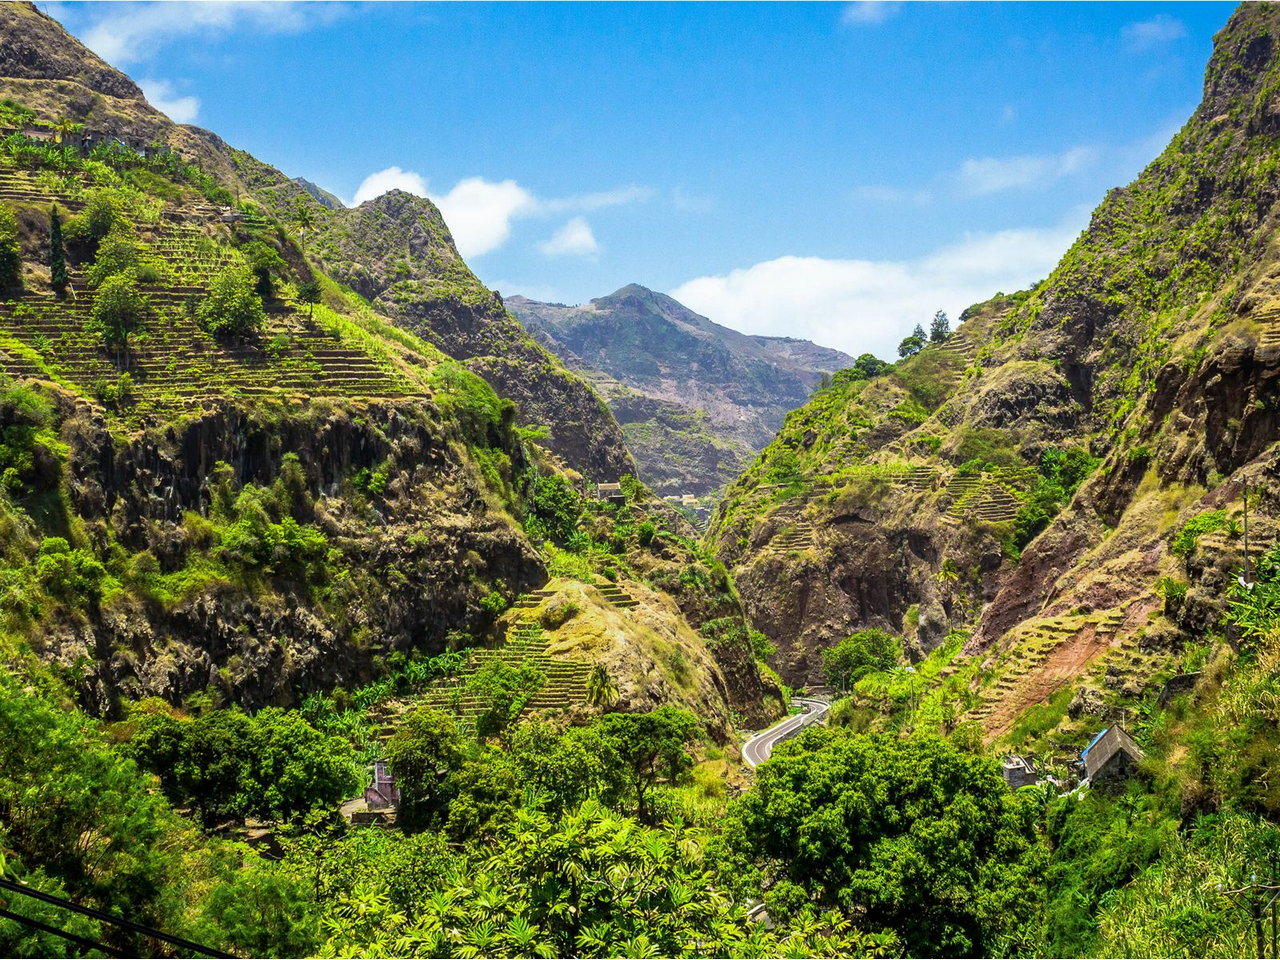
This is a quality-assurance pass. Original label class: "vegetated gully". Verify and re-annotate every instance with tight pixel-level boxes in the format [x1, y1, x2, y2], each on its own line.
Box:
[741, 698, 830, 768]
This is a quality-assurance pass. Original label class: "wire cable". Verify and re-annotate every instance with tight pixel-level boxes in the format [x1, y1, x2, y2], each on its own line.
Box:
[0, 877, 234, 958]
[0, 904, 127, 957]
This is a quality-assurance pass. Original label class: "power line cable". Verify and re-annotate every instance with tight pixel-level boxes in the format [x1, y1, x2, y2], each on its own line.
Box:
[0, 877, 234, 958]
[0, 904, 126, 957]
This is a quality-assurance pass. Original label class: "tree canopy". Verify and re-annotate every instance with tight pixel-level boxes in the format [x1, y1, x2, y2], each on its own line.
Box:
[728, 729, 1044, 956]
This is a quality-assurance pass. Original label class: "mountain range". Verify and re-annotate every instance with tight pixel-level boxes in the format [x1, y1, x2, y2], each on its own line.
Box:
[509, 284, 853, 501]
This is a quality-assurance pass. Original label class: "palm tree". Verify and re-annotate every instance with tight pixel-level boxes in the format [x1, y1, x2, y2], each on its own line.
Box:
[51, 116, 82, 145]
[585, 664, 619, 710]
[292, 199, 315, 233]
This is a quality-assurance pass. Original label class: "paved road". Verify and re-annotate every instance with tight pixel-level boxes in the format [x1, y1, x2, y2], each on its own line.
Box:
[742, 697, 830, 767]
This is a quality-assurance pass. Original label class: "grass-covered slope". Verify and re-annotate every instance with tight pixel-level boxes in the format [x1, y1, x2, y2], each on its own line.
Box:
[708, 3, 1280, 746]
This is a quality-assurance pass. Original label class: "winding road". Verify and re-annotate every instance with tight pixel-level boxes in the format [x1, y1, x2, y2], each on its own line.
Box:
[742, 697, 830, 767]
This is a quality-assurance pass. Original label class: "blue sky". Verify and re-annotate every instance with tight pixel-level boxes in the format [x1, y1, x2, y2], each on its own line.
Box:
[48, 1, 1235, 358]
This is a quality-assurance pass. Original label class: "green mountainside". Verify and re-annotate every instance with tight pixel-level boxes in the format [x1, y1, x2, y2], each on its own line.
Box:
[0, 6, 781, 734]
[4, 3, 1280, 959]
[709, 3, 1280, 741]
[509, 285, 853, 503]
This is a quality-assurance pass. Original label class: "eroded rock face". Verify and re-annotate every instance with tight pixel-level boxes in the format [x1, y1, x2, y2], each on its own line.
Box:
[709, 7, 1280, 692]
[33, 396, 546, 717]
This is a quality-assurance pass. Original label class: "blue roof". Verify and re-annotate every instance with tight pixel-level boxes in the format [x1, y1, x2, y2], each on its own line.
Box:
[1081, 727, 1110, 760]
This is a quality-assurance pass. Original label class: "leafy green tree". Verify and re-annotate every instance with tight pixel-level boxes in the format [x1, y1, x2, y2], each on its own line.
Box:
[296, 278, 322, 318]
[597, 706, 702, 822]
[0, 203, 20, 293]
[509, 720, 623, 816]
[197, 264, 266, 338]
[930, 309, 951, 342]
[69, 189, 123, 246]
[173, 709, 257, 827]
[441, 746, 522, 841]
[48, 205, 67, 297]
[527, 472, 583, 544]
[851, 352, 891, 380]
[89, 272, 147, 352]
[384, 706, 469, 832]
[241, 240, 287, 299]
[467, 658, 545, 740]
[248, 708, 360, 823]
[84, 223, 144, 286]
[821, 628, 902, 692]
[897, 324, 927, 358]
[728, 729, 1044, 956]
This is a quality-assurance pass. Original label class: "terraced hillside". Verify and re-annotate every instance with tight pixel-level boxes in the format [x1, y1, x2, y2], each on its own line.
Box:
[370, 621, 595, 732]
[708, 1, 1280, 762]
[0, 167, 425, 416]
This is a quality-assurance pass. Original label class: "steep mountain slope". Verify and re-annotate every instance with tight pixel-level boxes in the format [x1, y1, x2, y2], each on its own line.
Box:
[509, 285, 853, 498]
[0, 3, 780, 731]
[708, 4, 1280, 745]
[0, 1, 632, 483]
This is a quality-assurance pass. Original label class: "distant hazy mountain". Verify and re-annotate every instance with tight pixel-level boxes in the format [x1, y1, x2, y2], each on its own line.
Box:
[508, 284, 854, 497]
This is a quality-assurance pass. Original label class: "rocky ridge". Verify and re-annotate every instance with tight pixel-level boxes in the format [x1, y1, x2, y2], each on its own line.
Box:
[509, 285, 853, 498]
[707, 4, 1280, 746]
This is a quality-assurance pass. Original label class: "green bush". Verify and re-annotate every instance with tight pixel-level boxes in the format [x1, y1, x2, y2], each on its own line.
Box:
[197, 264, 266, 338]
[1171, 509, 1228, 559]
[89, 273, 148, 349]
[0, 203, 20, 292]
[34, 537, 107, 605]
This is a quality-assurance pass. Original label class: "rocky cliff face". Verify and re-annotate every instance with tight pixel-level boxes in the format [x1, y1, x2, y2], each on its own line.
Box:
[0, 3, 779, 732]
[708, 5, 1280, 739]
[509, 285, 853, 497]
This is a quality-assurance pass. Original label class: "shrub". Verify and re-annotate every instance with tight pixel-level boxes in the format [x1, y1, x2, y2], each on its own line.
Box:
[0, 203, 20, 292]
[197, 264, 265, 338]
[89, 273, 147, 349]
[1171, 509, 1227, 559]
[34, 537, 107, 606]
[65, 189, 123, 245]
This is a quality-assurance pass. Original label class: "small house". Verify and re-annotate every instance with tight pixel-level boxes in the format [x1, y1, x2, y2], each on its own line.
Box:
[596, 482, 626, 505]
[363, 759, 399, 810]
[1001, 755, 1039, 790]
[1081, 726, 1144, 789]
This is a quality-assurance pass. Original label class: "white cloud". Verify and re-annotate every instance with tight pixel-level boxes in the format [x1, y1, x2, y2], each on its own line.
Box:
[841, 2, 900, 26]
[75, 1, 347, 66]
[351, 166, 429, 206]
[540, 217, 600, 257]
[540, 186, 653, 214]
[434, 178, 537, 258]
[138, 78, 199, 124]
[957, 146, 1096, 196]
[1122, 15, 1186, 52]
[669, 213, 1088, 359]
[349, 167, 649, 259]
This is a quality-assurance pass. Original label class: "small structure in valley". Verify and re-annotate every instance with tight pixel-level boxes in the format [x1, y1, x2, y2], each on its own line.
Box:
[596, 482, 626, 505]
[1001, 755, 1040, 790]
[1080, 726, 1144, 789]
[363, 760, 399, 812]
